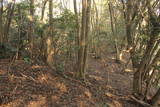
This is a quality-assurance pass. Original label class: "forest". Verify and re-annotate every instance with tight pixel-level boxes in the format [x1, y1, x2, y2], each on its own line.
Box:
[0, 0, 160, 107]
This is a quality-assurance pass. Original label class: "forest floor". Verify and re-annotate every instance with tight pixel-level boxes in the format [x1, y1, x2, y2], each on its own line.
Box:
[0, 53, 139, 107]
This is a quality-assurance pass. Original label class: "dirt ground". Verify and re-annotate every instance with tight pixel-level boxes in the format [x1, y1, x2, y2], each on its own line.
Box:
[0, 53, 140, 107]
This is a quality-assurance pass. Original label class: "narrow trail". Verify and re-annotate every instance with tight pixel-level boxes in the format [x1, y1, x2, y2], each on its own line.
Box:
[87, 55, 135, 107]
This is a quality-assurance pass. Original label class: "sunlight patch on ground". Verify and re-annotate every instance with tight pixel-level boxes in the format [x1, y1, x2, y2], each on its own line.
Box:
[84, 89, 92, 99]
[105, 85, 114, 90]
[27, 95, 46, 107]
[78, 101, 88, 107]
[94, 70, 101, 73]
[55, 82, 67, 92]
[105, 92, 116, 98]
[89, 75, 103, 81]
[8, 74, 15, 82]
[0, 69, 7, 75]
[112, 100, 123, 107]
[31, 65, 45, 69]
[51, 95, 60, 102]
[37, 74, 49, 84]
[124, 69, 133, 72]
[1, 98, 23, 107]
[110, 70, 115, 72]
[111, 57, 116, 60]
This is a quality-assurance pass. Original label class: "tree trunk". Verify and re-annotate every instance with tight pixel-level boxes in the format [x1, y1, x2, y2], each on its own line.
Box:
[46, 0, 54, 68]
[133, 12, 160, 94]
[108, 3, 120, 61]
[3, 2, 15, 43]
[82, 0, 91, 77]
[0, 0, 3, 43]
[73, 0, 80, 61]
[76, 0, 91, 79]
[41, 0, 48, 21]
[29, 0, 34, 58]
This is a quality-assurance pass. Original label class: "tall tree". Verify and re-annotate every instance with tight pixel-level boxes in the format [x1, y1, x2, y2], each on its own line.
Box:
[76, 0, 91, 79]
[29, 0, 35, 58]
[73, 0, 80, 61]
[108, 2, 120, 61]
[41, 0, 48, 21]
[46, 0, 54, 67]
[120, 0, 160, 100]
[121, 0, 141, 68]
[0, 0, 3, 43]
[3, 1, 15, 42]
[133, 0, 160, 95]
